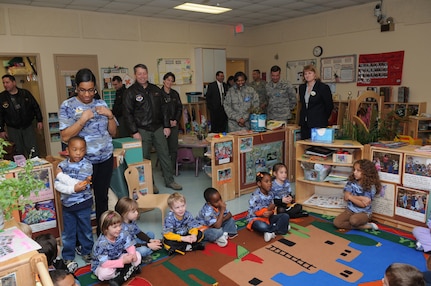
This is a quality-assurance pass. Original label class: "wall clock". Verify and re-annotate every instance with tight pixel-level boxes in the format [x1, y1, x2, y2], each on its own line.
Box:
[313, 46, 323, 57]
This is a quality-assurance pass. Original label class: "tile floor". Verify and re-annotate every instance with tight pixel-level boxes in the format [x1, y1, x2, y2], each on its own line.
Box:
[74, 155, 250, 267]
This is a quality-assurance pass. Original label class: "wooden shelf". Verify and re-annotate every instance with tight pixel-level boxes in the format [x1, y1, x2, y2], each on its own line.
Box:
[295, 139, 364, 214]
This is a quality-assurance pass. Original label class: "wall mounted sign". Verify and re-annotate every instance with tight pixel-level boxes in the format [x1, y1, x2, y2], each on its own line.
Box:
[357, 50, 404, 86]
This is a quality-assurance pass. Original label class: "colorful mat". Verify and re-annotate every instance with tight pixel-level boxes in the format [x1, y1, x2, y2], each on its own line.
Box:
[76, 212, 427, 286]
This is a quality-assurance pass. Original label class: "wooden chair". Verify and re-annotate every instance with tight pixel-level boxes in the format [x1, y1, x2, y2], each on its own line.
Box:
[123, 166, 170, 222]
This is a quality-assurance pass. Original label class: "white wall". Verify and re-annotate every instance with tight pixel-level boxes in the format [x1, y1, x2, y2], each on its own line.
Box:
[0, 0, 430, 154]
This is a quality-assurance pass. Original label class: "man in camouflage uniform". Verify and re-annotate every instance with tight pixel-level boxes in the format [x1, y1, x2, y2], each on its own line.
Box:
[249, 69, 267, 113]
[266, 65, 297, 122]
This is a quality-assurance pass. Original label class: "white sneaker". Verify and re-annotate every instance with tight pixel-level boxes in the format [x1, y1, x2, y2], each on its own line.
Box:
[416, 241, 424, 251]
[264, 232, 276, 242]
[369, 222, 379, 230]
[216, 232, 228, 247]
[288, 225, 291, 231]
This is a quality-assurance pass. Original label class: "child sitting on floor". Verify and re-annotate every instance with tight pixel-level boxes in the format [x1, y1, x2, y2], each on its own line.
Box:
[413, 216, 431, 253]
[49, 269, 80, 286]
[115, 197, 162, 264]
[271, 163, 308, 218]
[247, 172, 290, 242]
[163, 192, 205, 255]
[333, 159, 381, 230]
[92, 210, 142, 286]
[196, 187, 238, 247]
[35, 233, 78, 274]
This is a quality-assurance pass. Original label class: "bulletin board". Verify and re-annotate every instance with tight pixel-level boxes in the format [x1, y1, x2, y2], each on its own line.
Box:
[286, 58, 317, 85]
[320, 55, 356, 83]
[101, 67, 133, 89]
[357, 50, 404, 86]
[157, 58, 192, 85]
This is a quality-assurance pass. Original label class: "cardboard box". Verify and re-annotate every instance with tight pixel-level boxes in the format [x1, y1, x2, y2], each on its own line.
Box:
[303, 164, 331, 182]
[332, 153, 353, 164]
[311, 128, 334, 143]
[112, 137, 143, 164]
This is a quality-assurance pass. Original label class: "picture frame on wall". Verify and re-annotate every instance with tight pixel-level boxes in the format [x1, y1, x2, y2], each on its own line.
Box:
[214, 141, 233, 165]
[403, 154, 431, 191]
[372, 149, 402, 184]
[395, 186, 428, 223]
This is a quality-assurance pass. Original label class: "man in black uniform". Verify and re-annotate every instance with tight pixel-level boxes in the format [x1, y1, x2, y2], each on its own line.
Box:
[0, 74, 43, 157]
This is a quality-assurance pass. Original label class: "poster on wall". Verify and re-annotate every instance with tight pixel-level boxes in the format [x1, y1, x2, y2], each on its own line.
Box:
[244, 141, 283, 184]
[357, 50, 404, 86]
[395, 186, 428, 223]
[320, 55, 356, 83]
[286, 59, 317, 85]
[372, 182, 395, 217]
[157, 58, 192, 85]
[403, 154, 431, 191]
[372, 149, 402, 184]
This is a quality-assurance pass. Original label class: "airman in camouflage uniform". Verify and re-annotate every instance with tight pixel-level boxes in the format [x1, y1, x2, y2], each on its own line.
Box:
[249, 69, 267, 113]
[223, 72, 260, 132]
[266, 65, 297, 122]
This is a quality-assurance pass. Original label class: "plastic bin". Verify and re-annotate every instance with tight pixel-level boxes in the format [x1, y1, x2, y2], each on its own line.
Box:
[186, 92, 202, 103]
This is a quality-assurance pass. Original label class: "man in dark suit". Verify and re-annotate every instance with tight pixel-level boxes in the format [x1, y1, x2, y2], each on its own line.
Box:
[205, 71, 229, 133]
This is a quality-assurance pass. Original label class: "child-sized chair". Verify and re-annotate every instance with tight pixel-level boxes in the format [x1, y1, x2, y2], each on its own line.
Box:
[124, 166, 170, 222]
[176, 147, 200, 177]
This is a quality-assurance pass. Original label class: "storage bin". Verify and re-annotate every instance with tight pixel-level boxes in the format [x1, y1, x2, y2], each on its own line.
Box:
[186, 92, 202, 103]
[332, 153, 353, 164]
[112, 137, 143, 164]
[302, 163, 331, 182]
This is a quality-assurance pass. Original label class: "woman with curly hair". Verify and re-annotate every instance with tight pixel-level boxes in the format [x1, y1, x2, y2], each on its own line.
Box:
[333, 159, 382, 230]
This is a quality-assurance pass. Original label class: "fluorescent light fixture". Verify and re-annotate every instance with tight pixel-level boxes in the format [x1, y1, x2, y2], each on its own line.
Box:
[174, 2, 231, 14]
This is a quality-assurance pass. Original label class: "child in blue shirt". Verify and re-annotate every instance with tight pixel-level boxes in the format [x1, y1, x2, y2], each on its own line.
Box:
[247, 172, 290, 242]
[271, 163, 308, 218]
[92, 210, 141, 286]
[163, 192, 204, 255]
[115, 197, 162, 264]
[196, 187, 238, 247]
[54, 136, 93, 265]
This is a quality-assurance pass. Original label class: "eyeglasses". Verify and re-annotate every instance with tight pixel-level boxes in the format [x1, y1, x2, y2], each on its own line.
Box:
[77, 88, 96, 94]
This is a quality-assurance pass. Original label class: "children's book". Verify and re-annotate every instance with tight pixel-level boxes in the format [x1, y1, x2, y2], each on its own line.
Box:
[266, 120, 286, 130]
[0, 226, 41, 262]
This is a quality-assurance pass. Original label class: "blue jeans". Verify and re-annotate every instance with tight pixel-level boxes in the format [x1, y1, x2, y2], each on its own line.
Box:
[204, 217, 237, 242]
[251, 213, 290, 235]
[135, 231, 155, 257]
[62, 206, 94, 260]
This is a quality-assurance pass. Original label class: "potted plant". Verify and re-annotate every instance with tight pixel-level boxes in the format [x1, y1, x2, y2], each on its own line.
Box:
[0, 138, 44, 227]
[192, 115, 208, 140]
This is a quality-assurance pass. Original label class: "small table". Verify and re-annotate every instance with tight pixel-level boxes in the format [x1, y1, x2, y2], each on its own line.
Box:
[177, 135, 209, 176]
[178, 134, 209, 148]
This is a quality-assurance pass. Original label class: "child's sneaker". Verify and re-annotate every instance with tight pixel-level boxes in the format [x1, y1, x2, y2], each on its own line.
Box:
[142, 255, 153, 265]
[192, 242, 205, 251]
[81, 254, 92, 264]
[264, 232, 276, 242]
[216, 232, 228, 247]
[64, 260, 78, 273]
[416, 241, 424, 251]
[368, 222, 379, 230]
[228, 233, 238, 239]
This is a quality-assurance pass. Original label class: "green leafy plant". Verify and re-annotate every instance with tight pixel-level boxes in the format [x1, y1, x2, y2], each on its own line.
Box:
[338, 111, 409, 145]
[0, 138, 44, 220]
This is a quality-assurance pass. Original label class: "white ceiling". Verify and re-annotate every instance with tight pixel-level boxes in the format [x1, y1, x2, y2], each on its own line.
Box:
[0, 0, 378, 27]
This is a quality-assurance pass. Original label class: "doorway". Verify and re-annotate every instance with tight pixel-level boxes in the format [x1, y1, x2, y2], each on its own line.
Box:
[226, 58, 249, 81]
[0, 54, 47, 157]
[54, 54, 99, 105]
